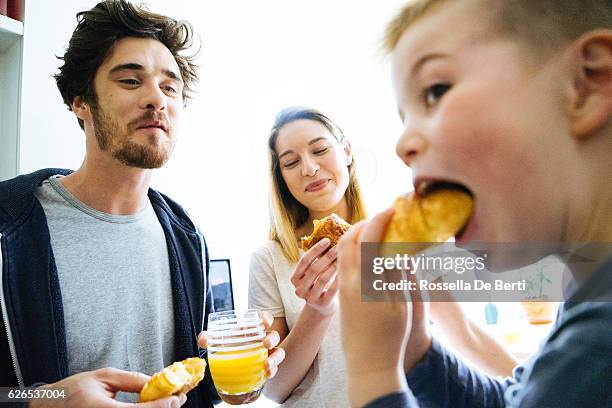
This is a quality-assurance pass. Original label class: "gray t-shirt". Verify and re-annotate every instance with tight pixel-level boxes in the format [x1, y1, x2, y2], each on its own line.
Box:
[35, 176, 175, 402]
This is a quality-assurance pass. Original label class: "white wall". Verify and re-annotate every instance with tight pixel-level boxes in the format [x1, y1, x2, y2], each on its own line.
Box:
[20, 0, 411, 310]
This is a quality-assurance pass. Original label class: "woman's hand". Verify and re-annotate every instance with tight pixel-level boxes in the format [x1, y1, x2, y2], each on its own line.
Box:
[290, 238, 339, 316]
[197, 311, 286, 379]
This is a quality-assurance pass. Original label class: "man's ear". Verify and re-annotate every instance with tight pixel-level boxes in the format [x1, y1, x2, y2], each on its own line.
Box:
[71, 96, 92, 123]
[343, 140, 353, 166]
[568, 30, 612, 139]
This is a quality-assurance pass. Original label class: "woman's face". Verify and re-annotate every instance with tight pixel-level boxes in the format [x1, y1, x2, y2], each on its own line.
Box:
[275, 119, 351, 214]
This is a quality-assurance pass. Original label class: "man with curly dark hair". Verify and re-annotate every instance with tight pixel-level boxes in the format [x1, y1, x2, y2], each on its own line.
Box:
[0, 1, 283, 407]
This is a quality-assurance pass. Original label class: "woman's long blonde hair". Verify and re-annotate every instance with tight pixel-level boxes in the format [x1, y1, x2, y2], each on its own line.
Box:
[268, 107, 367, 263]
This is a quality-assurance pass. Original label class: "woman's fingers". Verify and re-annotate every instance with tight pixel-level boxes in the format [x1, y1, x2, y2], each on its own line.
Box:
[196, 331, 208, 349]
[321, 276, 339, 302]
[261, 310, 274, 330]
[265, 365, 278, 380]
[292, 238, 331, 285]
[264, 347, 286, 376]
[309, 264, 337, 300]
[294, 249, 337, 299]
[262, 329, 281, 349]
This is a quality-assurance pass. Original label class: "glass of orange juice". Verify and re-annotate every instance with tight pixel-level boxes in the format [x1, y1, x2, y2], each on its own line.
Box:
[207, 310, 268, 405]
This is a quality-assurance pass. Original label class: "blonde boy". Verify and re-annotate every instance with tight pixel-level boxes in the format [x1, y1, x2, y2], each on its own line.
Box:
[337, 0, 612, 407]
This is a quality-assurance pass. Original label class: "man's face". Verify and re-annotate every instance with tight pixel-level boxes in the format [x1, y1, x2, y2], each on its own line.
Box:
[88, 37, 184, 169]
[391, 2, 573, 246]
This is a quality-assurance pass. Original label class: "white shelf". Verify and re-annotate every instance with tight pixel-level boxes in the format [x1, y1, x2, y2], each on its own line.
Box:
[0, 14, 23, 54]
[0, 13, 23, 181]
[0, 14, 22, 34]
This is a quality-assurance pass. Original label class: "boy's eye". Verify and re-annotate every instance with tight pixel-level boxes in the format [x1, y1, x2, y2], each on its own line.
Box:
[424, 83, 451, 107]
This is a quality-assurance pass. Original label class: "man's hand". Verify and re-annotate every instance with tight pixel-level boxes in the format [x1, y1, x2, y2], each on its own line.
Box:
[30, 368, 186, 408]
[290, 238, 339, 316]
[197, 311, 286, 378]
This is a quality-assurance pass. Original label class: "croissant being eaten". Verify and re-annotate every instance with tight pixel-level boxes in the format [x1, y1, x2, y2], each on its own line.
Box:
[383, 187, 473, 245]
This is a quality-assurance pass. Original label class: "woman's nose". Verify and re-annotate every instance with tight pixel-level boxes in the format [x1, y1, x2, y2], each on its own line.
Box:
[301, 155, 320, 177]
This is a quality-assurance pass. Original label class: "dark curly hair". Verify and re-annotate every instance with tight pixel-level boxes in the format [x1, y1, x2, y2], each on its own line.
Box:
[54, 0, 199, 129]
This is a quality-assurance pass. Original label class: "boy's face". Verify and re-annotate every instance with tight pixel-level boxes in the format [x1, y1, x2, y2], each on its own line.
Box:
[86, 37, 184, 168]
[391, 2, 573, 244]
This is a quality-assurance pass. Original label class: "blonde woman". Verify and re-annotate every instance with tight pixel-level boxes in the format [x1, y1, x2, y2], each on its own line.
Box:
[249, 107, 517, 406]
[249, 107, 365, 407]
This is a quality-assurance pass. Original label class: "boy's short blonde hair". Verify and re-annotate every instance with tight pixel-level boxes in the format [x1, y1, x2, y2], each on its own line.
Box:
[384, 0, 612, 56]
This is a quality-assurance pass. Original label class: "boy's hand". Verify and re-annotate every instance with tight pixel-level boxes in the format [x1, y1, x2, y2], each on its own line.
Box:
[337, 210, 412, 375]
[197, 311, 286, 379]
[29, 368, 186, 408]
[338, 208, 433, 375]
[290, 238, 339, 316]
[337, 211, 412, 406]
[402, 278, 432, 373]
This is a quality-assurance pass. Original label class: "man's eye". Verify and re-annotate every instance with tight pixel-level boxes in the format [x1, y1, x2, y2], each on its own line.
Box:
[424, 83, 451, 107]
[119, 79, 139, 85]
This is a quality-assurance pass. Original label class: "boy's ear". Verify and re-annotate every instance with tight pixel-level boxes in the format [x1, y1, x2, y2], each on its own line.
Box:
[71, 96, 92, 123]
[568, 30, 612, 139]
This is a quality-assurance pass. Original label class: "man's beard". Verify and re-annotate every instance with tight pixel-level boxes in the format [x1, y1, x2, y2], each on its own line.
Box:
[91, 105, 174, 169]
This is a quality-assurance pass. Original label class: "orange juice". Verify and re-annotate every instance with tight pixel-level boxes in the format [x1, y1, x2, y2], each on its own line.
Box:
[209, 346, 267, 404]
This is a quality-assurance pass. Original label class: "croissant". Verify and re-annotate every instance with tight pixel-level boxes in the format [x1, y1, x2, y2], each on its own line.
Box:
[383, 189, 473, 245]
[301, 213, 352, 251]
[139, 357, 207, 402]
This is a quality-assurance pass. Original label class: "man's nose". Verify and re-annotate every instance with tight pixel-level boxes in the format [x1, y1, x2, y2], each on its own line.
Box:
[301, 155, 320, 177]
[395, 125, 427, 168]
[141, 83, 167, 111]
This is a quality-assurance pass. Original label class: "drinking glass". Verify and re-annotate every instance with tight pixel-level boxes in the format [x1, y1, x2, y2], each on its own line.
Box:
[207, 310, 268, 405]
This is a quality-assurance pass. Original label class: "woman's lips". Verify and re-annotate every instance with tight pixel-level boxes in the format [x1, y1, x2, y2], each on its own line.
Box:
[305, 179, 330, 192]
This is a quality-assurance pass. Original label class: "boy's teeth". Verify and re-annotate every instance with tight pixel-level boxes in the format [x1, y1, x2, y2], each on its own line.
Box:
[417, 181, 431, 195]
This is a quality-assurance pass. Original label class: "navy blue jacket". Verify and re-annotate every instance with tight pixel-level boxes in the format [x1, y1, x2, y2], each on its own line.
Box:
[0, 169, 219, 407]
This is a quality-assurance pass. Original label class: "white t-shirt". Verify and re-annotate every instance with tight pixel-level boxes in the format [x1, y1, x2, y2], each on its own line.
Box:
[249, 241, 348, 408]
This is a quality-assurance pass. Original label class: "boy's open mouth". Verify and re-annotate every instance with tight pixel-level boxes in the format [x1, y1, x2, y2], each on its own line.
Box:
[415, 179, 474, 240]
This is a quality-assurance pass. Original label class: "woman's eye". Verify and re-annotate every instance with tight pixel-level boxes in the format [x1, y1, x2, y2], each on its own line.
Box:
[313, 147, 328, 155]
[283, 160, 299, 168]
[424, 83, 450, 107]
[163, 85, 177, 93]
[119, 79, 139, 86]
